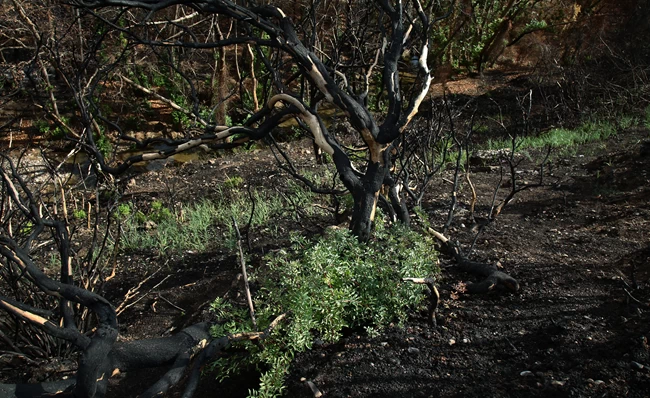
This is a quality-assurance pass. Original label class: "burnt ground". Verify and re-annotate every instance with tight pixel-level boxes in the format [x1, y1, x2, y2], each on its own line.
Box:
[2, 80, 649, 397]
[280, 134, 650, 397]
[282, 134, 650, 398]
[93, 126, 650, 398]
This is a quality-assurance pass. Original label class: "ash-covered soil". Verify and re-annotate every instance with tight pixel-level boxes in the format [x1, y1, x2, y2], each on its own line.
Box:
[283, 131, 650, 398]
[5, 124, 648, 398]
[104, 128, 650, 398]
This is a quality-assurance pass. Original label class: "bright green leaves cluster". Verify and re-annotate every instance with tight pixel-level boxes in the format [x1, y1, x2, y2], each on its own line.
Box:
[264, 227, 437, 343]
[209, 226, 439, 397]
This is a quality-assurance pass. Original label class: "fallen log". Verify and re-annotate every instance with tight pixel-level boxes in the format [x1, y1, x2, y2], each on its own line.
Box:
[427, 228, 519, 294]
[0, 314, 286, 398]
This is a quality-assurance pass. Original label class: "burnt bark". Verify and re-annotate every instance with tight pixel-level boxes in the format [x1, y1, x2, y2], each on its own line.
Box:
[66, 0, 437, 242]
[1, 1, 448, 395]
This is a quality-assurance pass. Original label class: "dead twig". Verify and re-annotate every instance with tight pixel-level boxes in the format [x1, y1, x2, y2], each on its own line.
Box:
[427, 228, 519, 294]
[403, 277, 440, 325]
[301, 378, 323, 398]
[157, 294, 186, 313]
[232, 216, 257, 331]
[116, 270, 170, 316]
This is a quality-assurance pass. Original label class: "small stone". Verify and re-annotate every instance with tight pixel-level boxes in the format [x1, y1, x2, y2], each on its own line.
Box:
[380, 342, 389, 347]
[551, 380, 566, 387]
[462, 338, 470, 344]
[448, 339, 456, 346]
[408, 347, 420, 355]
[631, 361, 645, 370]
[520, 371, 533, 377]
[593, 380, 605, 386]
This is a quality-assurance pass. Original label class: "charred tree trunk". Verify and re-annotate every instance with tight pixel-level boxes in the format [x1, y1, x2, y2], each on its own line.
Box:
[350, 188, 379, 242]
[350, 161, 386, 241]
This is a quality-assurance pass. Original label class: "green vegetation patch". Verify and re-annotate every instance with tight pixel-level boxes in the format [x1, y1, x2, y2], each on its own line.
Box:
[209, 226, 439, 397]
[487, 120, 617, 151]
[119, 181, 320, 255]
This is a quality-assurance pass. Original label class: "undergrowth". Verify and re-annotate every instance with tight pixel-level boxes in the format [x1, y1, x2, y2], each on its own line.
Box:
[209, 225, 439, 398]
[486, 119, 617, 151]
[119, 181, 320, 254]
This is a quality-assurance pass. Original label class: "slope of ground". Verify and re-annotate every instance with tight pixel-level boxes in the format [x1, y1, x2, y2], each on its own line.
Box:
[103, 127, 650, 398]
[2, 89, 649, 398]
[284, 130, 650, 398]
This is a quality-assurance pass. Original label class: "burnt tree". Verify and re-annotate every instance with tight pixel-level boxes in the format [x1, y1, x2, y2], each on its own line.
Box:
[65, 0, 445, 242]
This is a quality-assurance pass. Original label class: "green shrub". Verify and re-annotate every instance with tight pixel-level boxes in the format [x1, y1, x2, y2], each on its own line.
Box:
[115, 203, 132, 220]
[35, 117, 68, 139]
[210, 226, 439, 397]
[618, 114, 638, 130]
[224, 176, 244, 189]
[149, 200, 173, 223]
[95, 133, 112, 157]
[73, 209, 87, 220]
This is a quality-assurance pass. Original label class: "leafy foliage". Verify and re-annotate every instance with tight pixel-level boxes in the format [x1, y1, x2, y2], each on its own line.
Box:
[209, 226, 439, 397]
[119, 180, 321, 254]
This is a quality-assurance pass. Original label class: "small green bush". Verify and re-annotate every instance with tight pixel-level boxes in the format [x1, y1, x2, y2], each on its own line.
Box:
[95, 133, 112, 157]
[115, 203, 132, 220]
[72, 209, 87, 220]
[210, 226, 439, 397]
[224, 176, 244, 189]
[618, 114, 638, 130]
[149, 200, 173, 223]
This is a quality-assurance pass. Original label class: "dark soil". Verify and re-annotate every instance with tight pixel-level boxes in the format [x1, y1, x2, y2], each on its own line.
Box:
[98, 126, 650, 398]
[3, 74, 649, 398]
[282, 132, 650, 398]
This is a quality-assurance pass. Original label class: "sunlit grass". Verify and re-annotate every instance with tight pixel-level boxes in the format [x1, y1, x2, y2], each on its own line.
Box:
[119, 170, 337, 255]
[486, 120, 616, 151]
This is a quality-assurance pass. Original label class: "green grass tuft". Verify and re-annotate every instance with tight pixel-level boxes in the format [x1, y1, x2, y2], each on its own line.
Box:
[486, 120, 617, 151]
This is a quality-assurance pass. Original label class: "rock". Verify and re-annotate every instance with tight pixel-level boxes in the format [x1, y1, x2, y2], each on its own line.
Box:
[407, 347, 420, 355]
[144, 220, 157, 230]
[593, 380, 605, 386]
[631, 361, 644, 370]
[551, 380, 566, 387]
[448, 339, 456, 346]
[520, 371, 533, 377]
[170, 131, 184, 140]
[640, 141, 650, 157]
